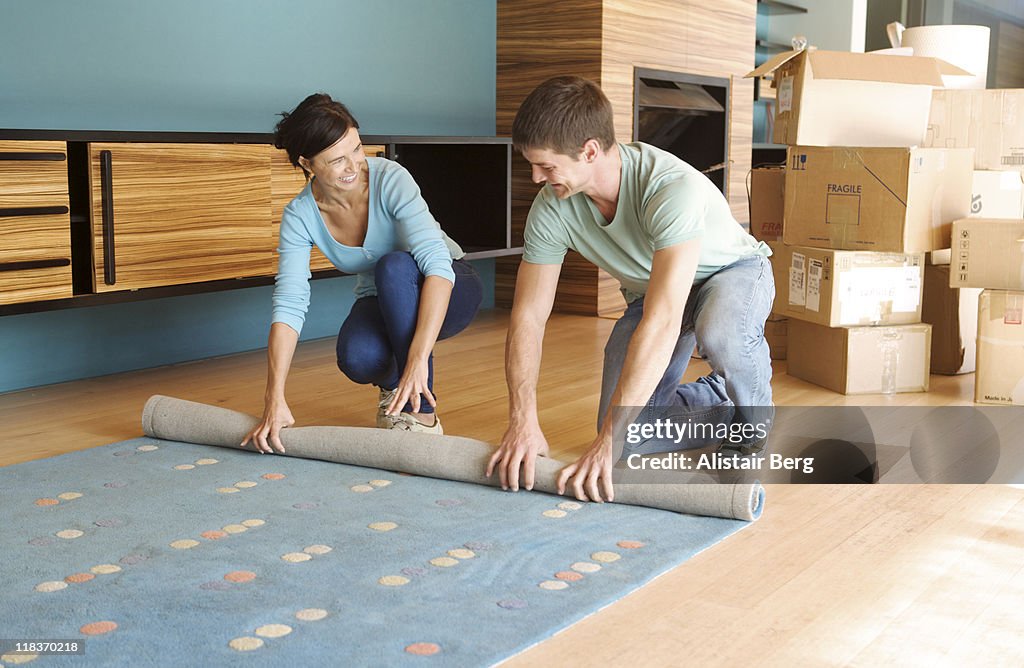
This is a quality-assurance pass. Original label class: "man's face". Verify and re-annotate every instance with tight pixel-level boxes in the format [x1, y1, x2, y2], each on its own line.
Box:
[522, 146, 591, 199]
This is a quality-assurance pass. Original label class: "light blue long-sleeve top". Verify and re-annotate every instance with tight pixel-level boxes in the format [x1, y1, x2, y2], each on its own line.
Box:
[271, 157, 464, 334]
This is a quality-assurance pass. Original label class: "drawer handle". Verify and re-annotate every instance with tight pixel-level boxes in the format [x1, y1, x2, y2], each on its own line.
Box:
[0, 205, 70, 218]
[100, 149, 116, 285]
[0, 258, 71, 273]
[0, 152, 66, 162]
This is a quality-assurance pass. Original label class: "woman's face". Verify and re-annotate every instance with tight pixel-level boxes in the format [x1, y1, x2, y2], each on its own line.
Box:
[302, 127, 366, 193]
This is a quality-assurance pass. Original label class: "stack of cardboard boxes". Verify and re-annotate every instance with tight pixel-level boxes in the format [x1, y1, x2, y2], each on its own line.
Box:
[925, 89, 1024, 404]
[746, 48, 974, 394]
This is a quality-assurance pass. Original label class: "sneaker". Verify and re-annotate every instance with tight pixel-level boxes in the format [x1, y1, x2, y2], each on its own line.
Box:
[381, 412, 444, 435]
[376, 388, 398, 429]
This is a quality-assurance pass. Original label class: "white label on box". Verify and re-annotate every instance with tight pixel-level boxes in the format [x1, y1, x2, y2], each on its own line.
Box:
[789, 252, 806, 306]
[778, 76, 793, 113]
[836, 266, 921, 325]
[806, 259, 822, 312]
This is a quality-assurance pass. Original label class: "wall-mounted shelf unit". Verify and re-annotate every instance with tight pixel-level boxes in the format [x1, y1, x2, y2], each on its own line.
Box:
[0, 130, 517, 316]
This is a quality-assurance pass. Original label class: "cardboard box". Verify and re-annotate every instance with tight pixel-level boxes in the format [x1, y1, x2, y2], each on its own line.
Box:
[770, 244, 924, 327]
[783, 146, 973, 252]
[788, 320, 931, 395]
[950, 218, 1024, 290]
[929, 171, 1024, 264]
[750, 167, 785, 241]
[765, 315, 787, 360]
[922, 264, 981, 375]
[975, 290, 1024, 405]
[745, 49, 967, 147]
[925, 89, 1024, 171]
[969, 170, 1024, 218]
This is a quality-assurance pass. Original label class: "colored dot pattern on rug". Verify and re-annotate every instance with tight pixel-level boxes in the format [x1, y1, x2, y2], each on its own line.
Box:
[55, 530, 84, 540]
[281, 552, 312, 563]
[379, 575, 410, 586]
[405, 642, 441, 656]
[497, 599, 528, 610]
[228, 637, 263, 651]
[591, 551, 621, 563]
[368, 521, 398, 532]
[255, 624, 292, 638]
[224, 571, 256, 583]
[538, 580, 568, 590]
[295, 608, 329, 622]
[80, 621, 117, 635]
[617, 540, 645, 549]
[535, 542, 645, 592]
[303, 545, 332, 555]
[64, 573, 95, 584]
[1, 652, 40, 664]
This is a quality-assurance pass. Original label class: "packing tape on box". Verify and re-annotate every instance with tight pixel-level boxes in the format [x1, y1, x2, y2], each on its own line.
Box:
[141, 395, 765, 521]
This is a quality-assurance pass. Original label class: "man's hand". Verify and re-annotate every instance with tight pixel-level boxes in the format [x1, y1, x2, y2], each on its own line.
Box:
[557, 435, 616, 503]
[486, 422, 551, 491]
[241, 398, 294, 454]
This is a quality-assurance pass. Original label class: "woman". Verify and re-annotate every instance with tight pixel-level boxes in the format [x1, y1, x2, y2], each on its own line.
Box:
[243, 93, 483, 454]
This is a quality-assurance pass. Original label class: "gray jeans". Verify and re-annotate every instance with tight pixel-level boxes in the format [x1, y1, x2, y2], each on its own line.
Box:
[599, 253, 776, 454]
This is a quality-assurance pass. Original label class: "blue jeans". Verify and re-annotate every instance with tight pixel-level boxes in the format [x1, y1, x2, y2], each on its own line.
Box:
[599, 253, 775, 454]
[335, 252, 483, 415]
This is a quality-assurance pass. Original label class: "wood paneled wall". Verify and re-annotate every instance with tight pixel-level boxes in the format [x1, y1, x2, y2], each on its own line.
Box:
[495, 0, 757, 316]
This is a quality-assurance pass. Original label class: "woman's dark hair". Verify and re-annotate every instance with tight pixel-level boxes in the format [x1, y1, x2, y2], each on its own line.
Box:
[274, 93, 360, 178]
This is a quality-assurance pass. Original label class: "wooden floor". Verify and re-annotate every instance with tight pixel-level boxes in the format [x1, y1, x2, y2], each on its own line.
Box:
[3, 310, 1022, 666]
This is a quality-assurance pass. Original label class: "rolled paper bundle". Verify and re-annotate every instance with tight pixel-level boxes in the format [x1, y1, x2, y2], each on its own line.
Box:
[142, 395, 764, 521]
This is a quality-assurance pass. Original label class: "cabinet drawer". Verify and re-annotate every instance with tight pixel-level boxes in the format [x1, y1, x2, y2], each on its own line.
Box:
[0, 213, 72, 305]
[0, 213, 71, 259]
[0, 262, 72, 306]
[0, 140, 69, 211]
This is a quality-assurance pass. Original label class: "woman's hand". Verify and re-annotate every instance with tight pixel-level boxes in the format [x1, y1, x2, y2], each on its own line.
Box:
[241, 398, 295, 454]
[387, 355, 435, 415]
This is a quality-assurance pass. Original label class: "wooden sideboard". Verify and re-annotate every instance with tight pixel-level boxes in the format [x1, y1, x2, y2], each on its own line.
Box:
[0, 131, 517, 315]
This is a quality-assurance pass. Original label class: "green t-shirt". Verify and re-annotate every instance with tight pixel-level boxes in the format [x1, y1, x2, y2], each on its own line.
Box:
[523, 142, 770, 303]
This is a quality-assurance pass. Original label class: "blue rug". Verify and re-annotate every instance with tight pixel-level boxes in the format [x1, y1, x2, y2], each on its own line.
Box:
[0, 438, 750, 666]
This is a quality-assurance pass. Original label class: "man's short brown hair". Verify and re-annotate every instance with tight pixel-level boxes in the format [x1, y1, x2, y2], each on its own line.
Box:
[512, 76, 616, 156]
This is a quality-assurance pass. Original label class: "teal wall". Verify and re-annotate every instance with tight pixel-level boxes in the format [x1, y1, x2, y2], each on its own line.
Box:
[0, 0, 495, 134]
[0, 0, 498, 393]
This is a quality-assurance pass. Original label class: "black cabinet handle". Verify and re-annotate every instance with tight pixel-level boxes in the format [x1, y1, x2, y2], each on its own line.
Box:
[0, 152, 66, 161]
[0, 206, 69, 217]
[0, 258, 71, 273]
[100, 150, 116, 285]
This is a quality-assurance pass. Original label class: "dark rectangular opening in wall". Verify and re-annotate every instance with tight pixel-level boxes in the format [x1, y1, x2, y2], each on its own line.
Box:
[633, 68, 730, 194]
[391, 142, 511, 255]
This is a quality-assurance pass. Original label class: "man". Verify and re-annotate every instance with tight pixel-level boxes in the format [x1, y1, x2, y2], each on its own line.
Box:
[486, 76, 774, 502]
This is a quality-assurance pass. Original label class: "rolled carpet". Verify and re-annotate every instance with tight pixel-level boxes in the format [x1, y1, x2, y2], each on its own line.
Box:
[142, 395, 764, 521]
